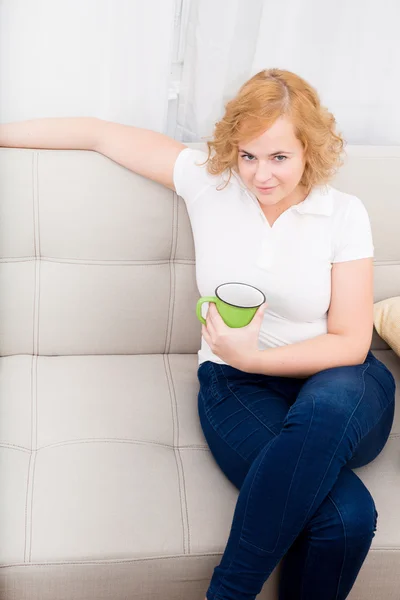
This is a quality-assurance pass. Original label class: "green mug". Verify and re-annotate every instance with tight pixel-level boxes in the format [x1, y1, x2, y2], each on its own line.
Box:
[196, 282, 266, 328]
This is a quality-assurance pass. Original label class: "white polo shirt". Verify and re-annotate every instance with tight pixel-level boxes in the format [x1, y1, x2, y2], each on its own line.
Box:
[173, 147, 374, 367]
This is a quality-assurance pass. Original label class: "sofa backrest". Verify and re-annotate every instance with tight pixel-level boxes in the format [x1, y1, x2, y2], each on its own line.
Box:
[0, 143, 399, 357]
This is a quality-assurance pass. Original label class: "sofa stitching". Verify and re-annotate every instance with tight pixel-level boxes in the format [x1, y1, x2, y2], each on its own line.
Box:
[0, 256, 383, 264]
[165, 259, 174, 354]
[0, 444, 32, 452]
[175, 441, 191, 554]
[0, 256, 398, 264]
[0, 553, 226, 568]
[24, 153, 37, 564]
[23, 448, 33, 564]
[29, 152, 40, 562]
[1, 546, 399, 569]
[26, 448, 38, 563]
[37, 439, 211, 449]
[0, 257, 195, 265]
[164, 195, 174, 354]
[41, 439, 209, 447]
[164, 355, 191, 554]
[171, 191, 179, 351]
[164, 192, 177, 354]
[29, 356, 39, 563]
[23, 154, 34, 563]
[3, 429, 398, 453]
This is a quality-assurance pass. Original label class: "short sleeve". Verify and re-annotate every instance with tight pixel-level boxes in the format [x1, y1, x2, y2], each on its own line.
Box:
[173, 148, 213, 207]
[332, 196, 374, 263]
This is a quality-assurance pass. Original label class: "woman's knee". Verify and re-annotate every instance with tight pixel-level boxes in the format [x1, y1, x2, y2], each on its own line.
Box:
[334, 492, 377, 546]
[326, 469, 378, 544]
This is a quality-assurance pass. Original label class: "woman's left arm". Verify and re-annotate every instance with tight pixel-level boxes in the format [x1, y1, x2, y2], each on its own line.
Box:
[246, 257, 374, 378]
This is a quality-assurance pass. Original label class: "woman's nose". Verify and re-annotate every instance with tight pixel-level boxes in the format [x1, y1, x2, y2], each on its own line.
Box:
[255, 164, 273, 183]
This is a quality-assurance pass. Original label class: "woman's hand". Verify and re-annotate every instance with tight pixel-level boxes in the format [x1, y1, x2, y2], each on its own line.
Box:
[201, 302, 267, 372]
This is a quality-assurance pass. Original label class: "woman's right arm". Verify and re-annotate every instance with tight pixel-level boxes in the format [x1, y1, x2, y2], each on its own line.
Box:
[0, 117, 186, 191]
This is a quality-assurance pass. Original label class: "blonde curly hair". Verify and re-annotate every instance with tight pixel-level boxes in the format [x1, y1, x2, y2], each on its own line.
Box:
[200, 68, 345, 194]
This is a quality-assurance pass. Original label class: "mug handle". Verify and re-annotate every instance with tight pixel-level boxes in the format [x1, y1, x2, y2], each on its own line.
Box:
[196, 296, 218, 324]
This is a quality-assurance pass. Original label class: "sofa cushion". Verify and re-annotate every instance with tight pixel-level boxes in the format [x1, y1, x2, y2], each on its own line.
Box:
[374, 297, 400, 357]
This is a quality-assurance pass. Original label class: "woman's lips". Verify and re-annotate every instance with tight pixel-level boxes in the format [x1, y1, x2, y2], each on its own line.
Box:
[256, 185, 278, 192]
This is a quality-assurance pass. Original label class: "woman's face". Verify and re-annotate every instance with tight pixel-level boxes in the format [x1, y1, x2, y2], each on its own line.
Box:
[236, 116, 307, 209]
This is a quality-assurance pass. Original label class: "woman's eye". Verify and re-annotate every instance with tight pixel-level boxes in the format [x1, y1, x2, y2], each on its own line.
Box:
[240, 154, 287, 162]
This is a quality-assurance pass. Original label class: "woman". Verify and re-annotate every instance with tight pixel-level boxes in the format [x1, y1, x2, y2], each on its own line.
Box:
[0, 68, 395, 600]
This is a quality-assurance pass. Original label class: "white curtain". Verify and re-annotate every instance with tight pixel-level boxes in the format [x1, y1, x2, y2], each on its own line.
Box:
[1, 0, 399, 143]
[0, 0, 177, 133]
[176, 0, 400, 145]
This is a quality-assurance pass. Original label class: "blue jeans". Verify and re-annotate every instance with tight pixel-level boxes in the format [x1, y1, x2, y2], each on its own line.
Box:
[197, 350, 396, 600]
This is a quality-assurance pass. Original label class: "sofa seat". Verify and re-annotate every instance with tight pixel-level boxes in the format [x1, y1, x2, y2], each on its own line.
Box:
[1, 348, 398, 600]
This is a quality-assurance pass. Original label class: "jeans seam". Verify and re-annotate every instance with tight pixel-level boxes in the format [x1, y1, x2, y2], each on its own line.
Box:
[198, 390, 251, 465]
[239, 362, 371, 556]
[239, 393, 316, 555]
[201, 413, 266, 597]
[297, 362, 371, 532]
[208, 362, 220, 398]
[211, 437, 278, 599]
[206, 358, 386, 595]
[217, 364, 279, 437]
[369, 355, 396, 390]
[349, 392, 396, 467]
[327, 494, 347, 600]
[365, 367, 396, 404]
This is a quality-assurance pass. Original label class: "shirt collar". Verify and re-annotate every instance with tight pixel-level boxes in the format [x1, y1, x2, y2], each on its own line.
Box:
[222, 169, 333, 217]
[292, 185, 333, 216]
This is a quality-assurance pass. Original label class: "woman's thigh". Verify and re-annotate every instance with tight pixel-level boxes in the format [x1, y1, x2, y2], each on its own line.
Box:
[197, 350, 396, 484]
[296, 350, 396, 469]
[197, 361, 302, 487]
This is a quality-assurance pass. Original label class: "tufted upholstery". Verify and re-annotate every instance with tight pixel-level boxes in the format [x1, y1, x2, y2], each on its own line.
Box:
[0, 143, 399, 599]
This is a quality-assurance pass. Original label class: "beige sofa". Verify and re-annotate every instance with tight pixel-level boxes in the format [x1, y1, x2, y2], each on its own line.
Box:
[0, 143, 399, 600]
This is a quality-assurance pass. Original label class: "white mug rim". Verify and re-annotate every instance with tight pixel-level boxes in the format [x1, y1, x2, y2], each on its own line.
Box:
[215, 282, 266, 309]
